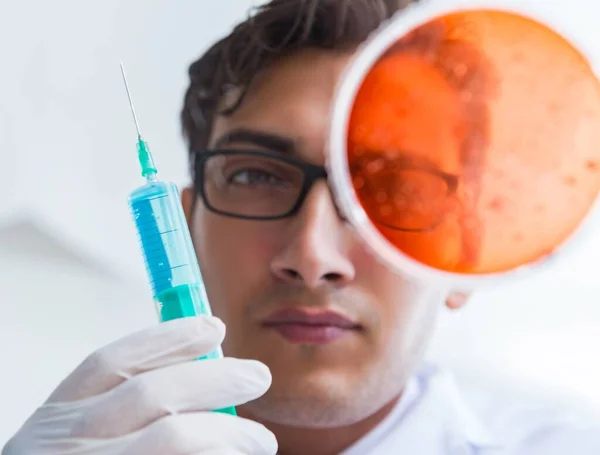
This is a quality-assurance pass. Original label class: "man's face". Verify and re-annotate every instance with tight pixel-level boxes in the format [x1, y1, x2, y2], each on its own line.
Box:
[348, 51, 468, 271]
[183, 49, 463, 427]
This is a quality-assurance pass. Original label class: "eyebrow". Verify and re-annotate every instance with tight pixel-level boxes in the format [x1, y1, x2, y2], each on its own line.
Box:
[213, 128, 295, 154]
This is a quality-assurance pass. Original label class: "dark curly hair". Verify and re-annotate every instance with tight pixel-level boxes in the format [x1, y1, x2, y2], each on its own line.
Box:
[181, 0, 418, 154]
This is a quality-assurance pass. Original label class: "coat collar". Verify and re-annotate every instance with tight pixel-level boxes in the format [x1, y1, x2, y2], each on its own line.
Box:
[342, 364, 505, 455]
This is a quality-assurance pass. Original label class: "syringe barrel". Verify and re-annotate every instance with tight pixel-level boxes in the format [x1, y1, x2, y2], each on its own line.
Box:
[128, 181, 219, 355]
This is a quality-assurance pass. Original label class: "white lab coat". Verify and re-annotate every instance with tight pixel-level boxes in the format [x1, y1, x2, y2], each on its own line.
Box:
[341, 365, 600, 454]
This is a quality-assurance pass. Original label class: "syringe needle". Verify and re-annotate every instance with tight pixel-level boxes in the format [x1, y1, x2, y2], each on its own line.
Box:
[120, 61, 157, 179]
[120, 61, 142, 138]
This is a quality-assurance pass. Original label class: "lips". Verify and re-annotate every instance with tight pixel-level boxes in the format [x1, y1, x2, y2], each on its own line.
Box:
[262, 308, 360, 344]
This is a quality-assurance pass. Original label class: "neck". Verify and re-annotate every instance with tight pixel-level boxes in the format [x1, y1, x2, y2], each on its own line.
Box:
[239, 397, 400, 455]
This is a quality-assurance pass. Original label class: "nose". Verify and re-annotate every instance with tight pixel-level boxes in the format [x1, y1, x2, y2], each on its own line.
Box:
[270, 182, 356, 289]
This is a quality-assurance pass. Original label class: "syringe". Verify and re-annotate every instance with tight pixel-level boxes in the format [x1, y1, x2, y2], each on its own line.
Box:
[120, 63, 236, 416]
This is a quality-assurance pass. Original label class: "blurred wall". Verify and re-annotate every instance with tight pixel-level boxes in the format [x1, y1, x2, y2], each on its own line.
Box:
[1, 0, 600, 444]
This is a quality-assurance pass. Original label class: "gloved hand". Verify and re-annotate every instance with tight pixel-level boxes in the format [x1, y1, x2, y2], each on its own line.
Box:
[2, 316, 278, 455]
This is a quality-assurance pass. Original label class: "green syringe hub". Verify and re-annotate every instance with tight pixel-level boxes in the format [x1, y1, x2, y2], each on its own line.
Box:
[137, 136, 157, 178]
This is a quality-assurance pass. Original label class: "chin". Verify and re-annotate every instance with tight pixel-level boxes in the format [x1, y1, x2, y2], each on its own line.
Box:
[242, 368, 400, 428]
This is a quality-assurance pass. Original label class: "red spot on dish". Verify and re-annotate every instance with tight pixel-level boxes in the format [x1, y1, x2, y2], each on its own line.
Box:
[488, 197, 504, 211]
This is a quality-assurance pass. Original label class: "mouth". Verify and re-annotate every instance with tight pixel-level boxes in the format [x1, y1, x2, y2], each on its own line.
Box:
[262, 307, 362, 344]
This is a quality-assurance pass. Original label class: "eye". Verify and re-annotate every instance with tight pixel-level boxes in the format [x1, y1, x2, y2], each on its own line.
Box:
[229, 169, 286, 186]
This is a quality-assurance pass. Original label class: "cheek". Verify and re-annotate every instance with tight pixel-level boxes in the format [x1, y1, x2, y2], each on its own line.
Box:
[350, 243, 424, 330]
[192, 212, 278, 320]
[350, 235, 445, 331]
[365, 266, 443, 359]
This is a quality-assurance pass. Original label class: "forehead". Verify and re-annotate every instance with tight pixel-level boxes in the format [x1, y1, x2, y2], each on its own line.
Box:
[210, 49, 355, 162]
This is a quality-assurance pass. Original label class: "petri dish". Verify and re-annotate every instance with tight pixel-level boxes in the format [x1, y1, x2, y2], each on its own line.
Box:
[328, 1, 600, 290]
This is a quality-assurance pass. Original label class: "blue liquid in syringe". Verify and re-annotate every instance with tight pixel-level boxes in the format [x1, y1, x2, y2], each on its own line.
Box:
[129, 180, 219, 358]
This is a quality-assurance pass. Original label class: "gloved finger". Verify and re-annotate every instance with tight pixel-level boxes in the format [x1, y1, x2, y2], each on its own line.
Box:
[70, 358, 272, 438]
[1, 432, 137, 455]
[49, 316, 225, 403]
[198, 450, 250, 455]
[123, 412, 278, 455]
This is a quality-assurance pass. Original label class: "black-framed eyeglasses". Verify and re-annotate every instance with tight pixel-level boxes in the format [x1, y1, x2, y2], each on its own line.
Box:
[192, 149, 328, 221]
[191, 148, 459, 231]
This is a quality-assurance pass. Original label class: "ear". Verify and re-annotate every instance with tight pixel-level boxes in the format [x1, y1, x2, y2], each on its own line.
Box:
[445, 291, 470, 310]
[181, 186, 196, 226]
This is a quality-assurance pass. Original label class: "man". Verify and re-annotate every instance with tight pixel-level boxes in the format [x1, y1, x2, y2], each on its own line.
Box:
[4, 1, 600, 454]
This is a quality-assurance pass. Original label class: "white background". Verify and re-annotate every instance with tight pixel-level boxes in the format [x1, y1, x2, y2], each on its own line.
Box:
[1, 0, 600, 445]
